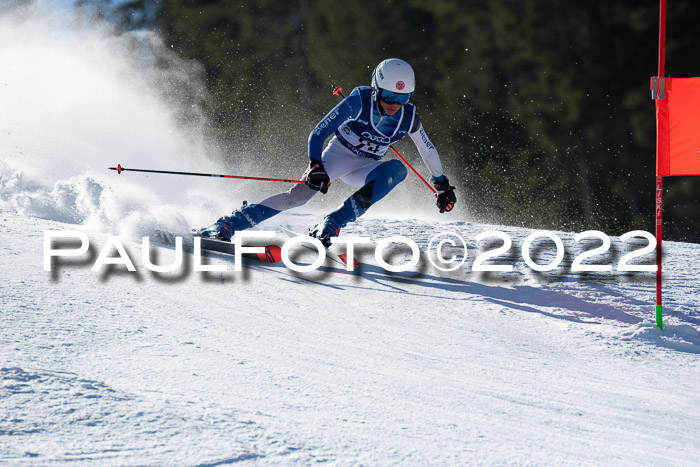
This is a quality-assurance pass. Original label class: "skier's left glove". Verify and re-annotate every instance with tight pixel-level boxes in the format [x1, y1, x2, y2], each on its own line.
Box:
[305, 158, 331, 194]
[433, 176, 456, 213]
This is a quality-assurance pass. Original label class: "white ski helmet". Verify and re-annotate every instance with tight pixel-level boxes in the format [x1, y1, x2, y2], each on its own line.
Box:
[371, 58, 415, 99]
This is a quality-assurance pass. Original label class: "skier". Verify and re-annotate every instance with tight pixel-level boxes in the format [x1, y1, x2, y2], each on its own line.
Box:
[198, 58, 456, 246]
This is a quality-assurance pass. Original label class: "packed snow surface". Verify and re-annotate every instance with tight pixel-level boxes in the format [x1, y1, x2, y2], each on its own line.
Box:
[2, 3, 700, 465]
[3, 208, 700, 465]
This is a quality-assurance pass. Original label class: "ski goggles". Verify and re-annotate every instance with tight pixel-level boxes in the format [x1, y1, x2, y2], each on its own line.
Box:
[379, 89, 412, 105]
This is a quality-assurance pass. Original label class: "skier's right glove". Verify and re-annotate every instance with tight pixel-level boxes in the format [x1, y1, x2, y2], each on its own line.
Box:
[305, 159, 330, 194]
[433, 176, 456, 213]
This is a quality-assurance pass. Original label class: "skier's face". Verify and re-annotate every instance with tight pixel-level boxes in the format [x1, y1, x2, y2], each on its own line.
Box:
[379, 99, 402, 115]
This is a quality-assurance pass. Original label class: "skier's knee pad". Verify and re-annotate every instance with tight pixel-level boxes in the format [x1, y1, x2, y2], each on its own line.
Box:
[366, 159, 407, 187]
[357, 160, 409, 208]
[387, 159, 408, 185]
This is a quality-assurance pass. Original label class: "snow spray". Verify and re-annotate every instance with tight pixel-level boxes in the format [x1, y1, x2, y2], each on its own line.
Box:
[0, 2, 236, 238]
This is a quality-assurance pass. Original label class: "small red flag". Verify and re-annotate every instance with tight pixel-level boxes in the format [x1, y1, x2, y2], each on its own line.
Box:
[655, 77, 700, 176]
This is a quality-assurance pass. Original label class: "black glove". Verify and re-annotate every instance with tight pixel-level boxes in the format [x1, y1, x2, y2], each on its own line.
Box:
[434, 176, 456, 213]
[305, 159, 330, 194]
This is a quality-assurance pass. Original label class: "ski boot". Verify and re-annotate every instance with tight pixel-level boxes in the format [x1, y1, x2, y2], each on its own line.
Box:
[310, 195, 366, 248]
[197, 216, 237, 241]
[197, 202, 279, 242]
[309, 215, 342, 248]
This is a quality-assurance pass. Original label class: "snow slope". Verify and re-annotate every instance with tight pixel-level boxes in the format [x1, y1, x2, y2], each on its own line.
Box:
[3, 209, 700, 465]
[2, 3, 700, 465]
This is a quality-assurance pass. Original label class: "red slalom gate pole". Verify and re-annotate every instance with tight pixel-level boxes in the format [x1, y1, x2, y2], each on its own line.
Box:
[332, 86, 437, 196]
[655, 0, 667, 330]
[658, 0, 666, 78]
[655, 176, 663, 329]
[109, 164, 306, 184]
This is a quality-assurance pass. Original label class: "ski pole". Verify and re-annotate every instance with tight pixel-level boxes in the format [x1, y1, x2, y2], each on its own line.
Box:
[108, 164, 306, 184]
[332, 86, 437, 195]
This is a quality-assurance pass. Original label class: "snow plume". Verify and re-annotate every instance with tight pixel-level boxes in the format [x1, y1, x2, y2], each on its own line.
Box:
[0, 2, 470, 237]
[0, 2, 238, 239]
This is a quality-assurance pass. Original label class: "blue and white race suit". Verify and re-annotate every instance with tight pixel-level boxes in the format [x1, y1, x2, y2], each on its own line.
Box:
[229, 86, 447, 230]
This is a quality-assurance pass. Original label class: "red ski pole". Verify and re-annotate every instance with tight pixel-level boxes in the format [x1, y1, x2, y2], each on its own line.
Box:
[109, 164, 306, 184]
[332, 86, 437, 196]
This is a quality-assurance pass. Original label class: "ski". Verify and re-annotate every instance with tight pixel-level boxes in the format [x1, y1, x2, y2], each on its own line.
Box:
[280, 227, 359, 270]
[194, 235, 282, 264]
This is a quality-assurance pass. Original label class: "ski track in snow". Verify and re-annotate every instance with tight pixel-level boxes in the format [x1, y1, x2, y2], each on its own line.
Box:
[2, 208, 700, 465]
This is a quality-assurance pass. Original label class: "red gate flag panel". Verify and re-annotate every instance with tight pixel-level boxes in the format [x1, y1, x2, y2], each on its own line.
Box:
[655, 77, 700, 176]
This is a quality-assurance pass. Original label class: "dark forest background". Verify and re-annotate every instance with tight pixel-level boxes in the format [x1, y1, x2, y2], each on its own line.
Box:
[52, 1, 700, 240]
